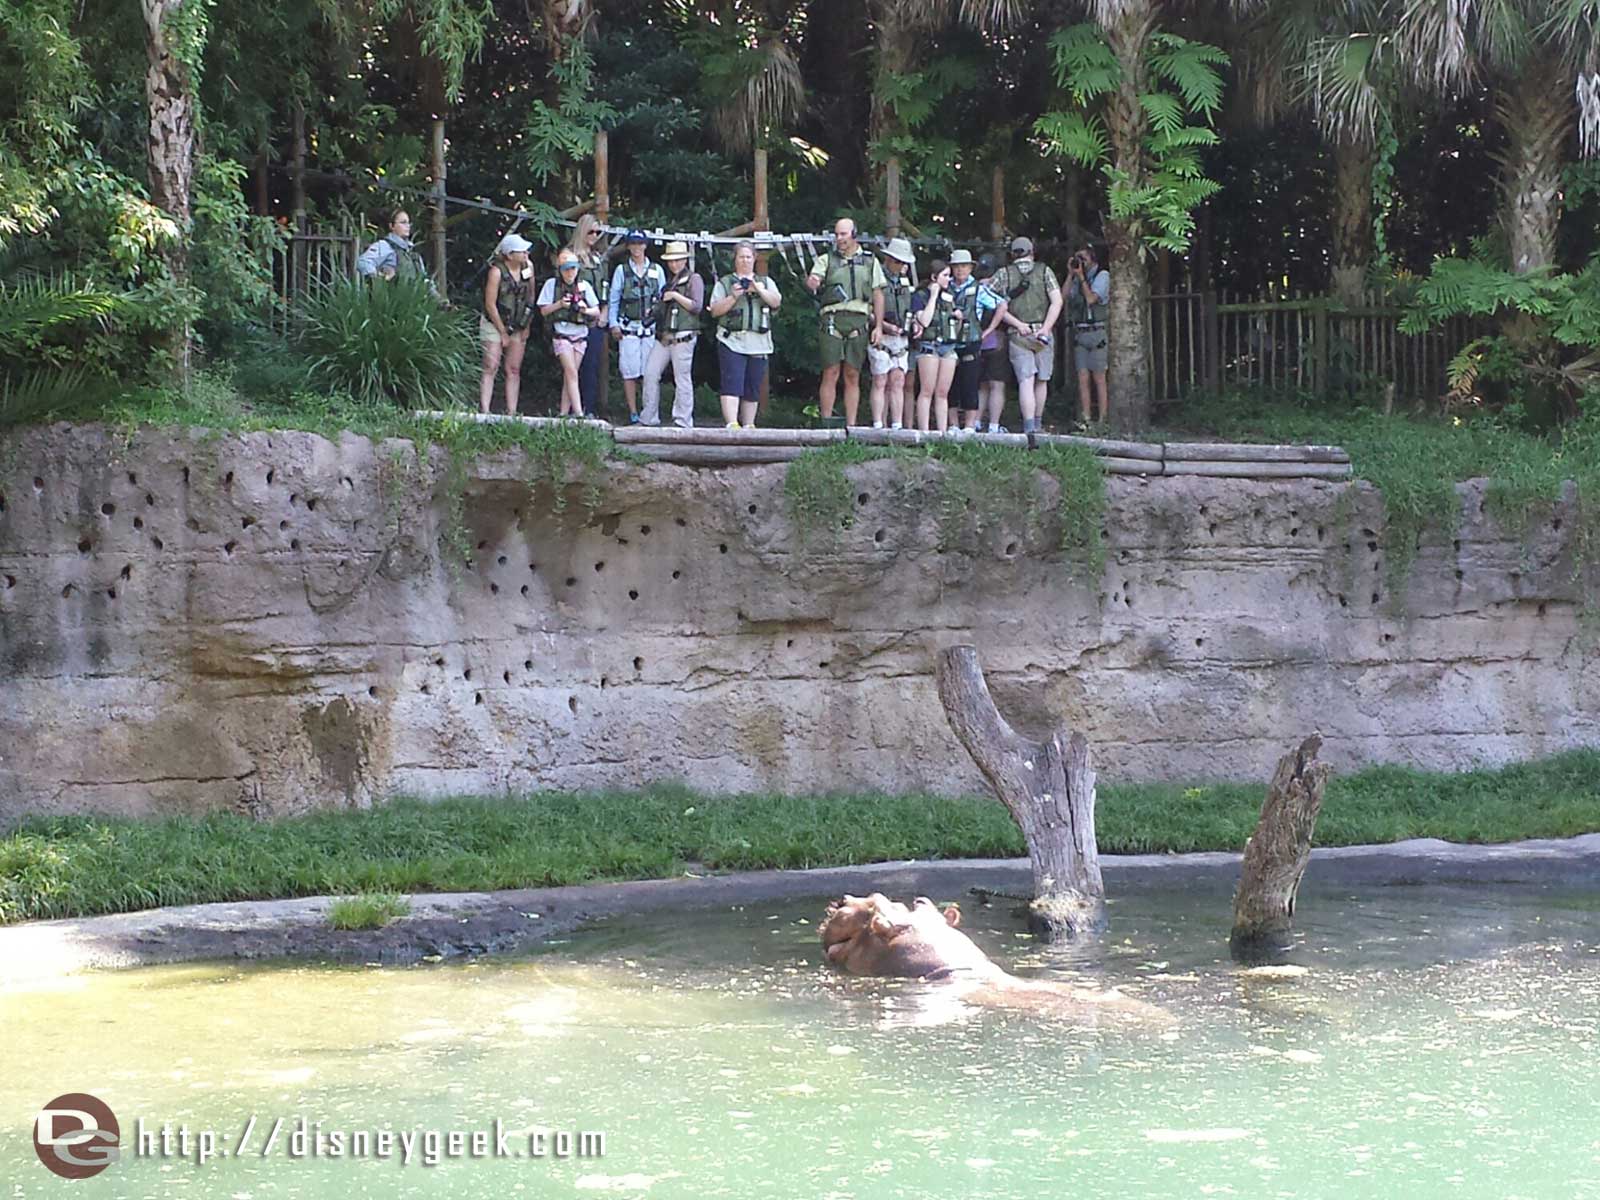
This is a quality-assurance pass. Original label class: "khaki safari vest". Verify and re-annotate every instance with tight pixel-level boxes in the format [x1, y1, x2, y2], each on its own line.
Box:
[717, 274, 771, 335]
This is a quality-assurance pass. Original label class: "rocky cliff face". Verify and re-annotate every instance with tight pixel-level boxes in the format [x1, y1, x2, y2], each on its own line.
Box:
[1, 424, 1594, 819]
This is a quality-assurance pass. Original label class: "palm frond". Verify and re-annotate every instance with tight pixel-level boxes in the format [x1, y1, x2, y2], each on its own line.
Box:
[1299, 32, 1388, 144]
[0, 274, 128, 353]
[712, 38, 805, 154]
[0, 367, 121, 428]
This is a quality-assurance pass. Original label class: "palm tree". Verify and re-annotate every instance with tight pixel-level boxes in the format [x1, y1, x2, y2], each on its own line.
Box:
[1234, 0, 1403, 300]
[1396, 0, 1599, 273]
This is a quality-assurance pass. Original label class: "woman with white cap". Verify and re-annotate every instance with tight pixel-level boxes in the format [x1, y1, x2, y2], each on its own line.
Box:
[479, 232, 536, 415]
[868, 237, 916, 429]
[538, 249, 602, 417]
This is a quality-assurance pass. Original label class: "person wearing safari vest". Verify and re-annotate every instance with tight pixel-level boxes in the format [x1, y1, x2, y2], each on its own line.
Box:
[608, 230, 666, 425]
[355, 208, 438, 296]
[910, 258, 959, 434]
[867, 237, 916, 429]
[708, 240, 782, 430]
[538, 249, 602, 418]
[640, 241, 704, 428]
[992, 235, 1063, 433]
[1066, 242, 1111, 427]
[805, 217, 887, 427]
[974, 252, 1012, 433]
[946, 249, 1001, 434]
[567, 214, 612, 418]
[478, 232, 536, 416]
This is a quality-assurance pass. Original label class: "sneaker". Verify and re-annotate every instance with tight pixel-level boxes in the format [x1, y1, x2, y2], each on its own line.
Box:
[872, 421, 885, 429]
[726, 420, 742, 430]
[890, 422, 903, 430]
[992, 424, 1009, 434]
[629, 412, 641, 425]
[943, 426, 958, 438]
[974, 421, 989, 434]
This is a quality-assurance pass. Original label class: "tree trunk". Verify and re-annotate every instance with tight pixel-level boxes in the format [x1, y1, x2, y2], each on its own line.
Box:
[935, 646, 1105, 940]
[1330, 135, 1373, 303]
[868, 2, 918, 164]
[1101, 0, 1156, 431]
[141, 0, 199, 373]
[1230, 734, 1332, 963]
[1497, 54, 1571, 274]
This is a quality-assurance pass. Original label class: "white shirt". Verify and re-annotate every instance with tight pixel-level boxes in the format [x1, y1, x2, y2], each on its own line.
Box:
[537, 278, 599, 339]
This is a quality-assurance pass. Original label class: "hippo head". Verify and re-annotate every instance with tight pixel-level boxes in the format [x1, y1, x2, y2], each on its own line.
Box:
[818, 893, 998, 980]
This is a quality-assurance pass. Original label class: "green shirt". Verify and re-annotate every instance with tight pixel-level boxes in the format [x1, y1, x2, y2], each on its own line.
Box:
[808, 251, 888, 316]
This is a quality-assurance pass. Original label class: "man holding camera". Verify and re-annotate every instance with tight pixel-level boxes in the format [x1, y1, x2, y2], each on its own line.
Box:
[1066, 243, 1111, 427]
[805, 217, 887, 427]
[990, 235, 1062, 434]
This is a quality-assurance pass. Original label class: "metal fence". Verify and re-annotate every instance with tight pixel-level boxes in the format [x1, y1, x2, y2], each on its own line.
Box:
[1150, 289, 1482, 406]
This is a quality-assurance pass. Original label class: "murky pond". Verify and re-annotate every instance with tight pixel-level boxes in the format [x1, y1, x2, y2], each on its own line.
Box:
[4, 879, 1599, 1198]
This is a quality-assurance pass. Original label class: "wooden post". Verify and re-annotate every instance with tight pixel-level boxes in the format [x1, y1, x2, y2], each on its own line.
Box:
[1313, 298, 1330, 396]
[753, 147, 771, 420]
[936, 646, 1106, 940]
[594, 130, 611, 419]
[1230, 734, 1332, 963]
[429, 114, 447, 294]
[1202, 289, 1220, 392]
[290, 102, 307, 297]
[885, 156, 902, 239]
[990, 164, 1005, 242]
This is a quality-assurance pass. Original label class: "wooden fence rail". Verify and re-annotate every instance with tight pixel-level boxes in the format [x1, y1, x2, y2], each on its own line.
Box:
[1151, 289, 1481, 406]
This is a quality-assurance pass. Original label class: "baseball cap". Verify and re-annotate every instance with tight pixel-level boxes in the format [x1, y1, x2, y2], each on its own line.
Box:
[1010, 236, 1033, 257]
[976, 252, 998, 279]
[496, 232, 532, 255]
[625, 229, 648, 244]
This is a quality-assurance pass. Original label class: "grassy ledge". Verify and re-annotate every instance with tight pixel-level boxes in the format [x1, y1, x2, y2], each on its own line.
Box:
[3, 751, 1598, 925]
[326, 893, 413, 931]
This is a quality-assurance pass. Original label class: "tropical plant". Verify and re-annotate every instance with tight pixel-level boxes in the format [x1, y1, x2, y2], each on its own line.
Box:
[1035, 22, 1228, 431]
[295, 275, 475, 408]
[1400, 254, 1600, 422]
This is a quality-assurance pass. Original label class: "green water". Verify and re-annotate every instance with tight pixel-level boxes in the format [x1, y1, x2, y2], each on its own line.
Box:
[4, 881, 1599, 1198]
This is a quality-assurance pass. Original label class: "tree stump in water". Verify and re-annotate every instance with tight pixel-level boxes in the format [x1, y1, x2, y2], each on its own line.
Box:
[935, 646, 1105, 940]
[1230, 734, 1332, 963]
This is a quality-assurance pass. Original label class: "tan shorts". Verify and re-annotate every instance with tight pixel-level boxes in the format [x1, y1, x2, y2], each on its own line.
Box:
[480, 316, 529, 348]
[820, 310, 870, 370]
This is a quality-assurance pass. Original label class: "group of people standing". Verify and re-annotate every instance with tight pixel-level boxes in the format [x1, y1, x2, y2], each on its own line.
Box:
[358, 207, 1108, 431]
[805, 218, 1111, 433]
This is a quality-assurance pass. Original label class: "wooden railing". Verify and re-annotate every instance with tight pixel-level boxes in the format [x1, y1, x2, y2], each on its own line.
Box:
[270, 221, 360, 330]
[1150, 290, 1480, 406]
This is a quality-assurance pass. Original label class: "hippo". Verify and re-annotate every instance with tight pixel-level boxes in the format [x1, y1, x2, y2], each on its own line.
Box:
[819, 893, 1173, 1027]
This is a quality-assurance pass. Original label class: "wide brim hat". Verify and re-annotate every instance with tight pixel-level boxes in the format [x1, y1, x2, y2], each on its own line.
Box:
[882, 237, 915, 265]
[948, 249, 974, 266]
[661, 240, 691, 261]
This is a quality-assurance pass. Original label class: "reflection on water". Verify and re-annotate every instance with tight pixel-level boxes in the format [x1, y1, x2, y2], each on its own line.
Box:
[3, 882, 1599, 1198]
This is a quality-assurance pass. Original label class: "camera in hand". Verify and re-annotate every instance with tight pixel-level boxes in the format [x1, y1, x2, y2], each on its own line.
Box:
[737, 276, 755, 292]
[565, 290, 584, 321]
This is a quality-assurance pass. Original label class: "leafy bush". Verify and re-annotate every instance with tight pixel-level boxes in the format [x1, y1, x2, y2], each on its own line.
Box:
[296, 275, 474, 409]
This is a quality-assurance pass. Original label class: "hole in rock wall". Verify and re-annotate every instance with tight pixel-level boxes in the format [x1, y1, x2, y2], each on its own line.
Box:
[291, 539, 301, 551]
[127, 472, 138, 486]
[633, 656, 643, 671]
[1338, 594, 1348, 608]
[520, 585, 529, 596]
[153, 537, 165, 551]
[342, 477, 354, 490]
[675, 518, 686, 527]
[120, 564, 132, 581]
[267, 469, 275, 485]
[1005, 542, 1017, 557]
[78, 538, 92, 554]
[106, 586, 116, 600]
[1554, 518, 1563, 532]
[224, 541, 237, 556]
[600, 676, 609, 689]
[672, 570, 681, 580]
[291, 494, 299, 506]
[719, 544, 728, 554]
[182, 467, 189, 486]
[61, 584, 75, 598]
[502, 670, 511, 684]
[568, 696, 578, 714]
[628, 590, 639, 601]
[307, 499, 317, 512]
[524, 659, 534, 671]
[498, 555, 507, 566]
[279, 520, 288, 531]
[874, 529, 886, 544]
[101, 502, 115, 516]
[475, 692, 484, 705]
[641, 524, 652, 536]
[1370, 592, 1380, 604]
[1316, 526, 1325, 541]
[747, 505, 757, 516]
[1289, 527, 1300, 538]
[242, 517, 255, 529]
[857, 493, 869, 507]
[146, 493, 155, 507]
[786, 639, 794, 648]
[529, 563, 538, 573]
[1195, 637, 1205, 647]
[186, 518, 201, 532]
[477, 540, 489, 551]
[33, 477, 43, 490]
[3, 575, 13, 589]
[134, 517, 144, 530]
[368, 686, 379, 698]
[616, 536, 629, 546]
[1538, 603, 1548, 617]
[224, 471, 234, 488]
[594, 561, 605, 572]
[1455, 569, 1464, 581]
[420, 683, 432, 695]
[565, 577, 576, 587]
[490, 583, 500, 594]
[463, 668, 473, 681]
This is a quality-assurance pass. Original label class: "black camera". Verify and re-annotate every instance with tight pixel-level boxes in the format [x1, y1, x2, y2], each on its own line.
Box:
[565, 290, 584, 319]
[737, 276, 755, 292]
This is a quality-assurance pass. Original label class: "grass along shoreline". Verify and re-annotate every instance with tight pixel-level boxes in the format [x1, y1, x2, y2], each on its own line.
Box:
[3, 751, 1598, 925]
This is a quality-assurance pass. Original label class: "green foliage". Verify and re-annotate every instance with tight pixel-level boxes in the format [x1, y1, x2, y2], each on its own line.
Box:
[326, 892, 411, 930]
[782, 440, 897, 542]
[1401, 256, 1600, 420]
[190, 156, 284, 345]
[6, 750, 1600, 922]
[295, 276, 475, 408]
[524, 44, 618, 192]
[1035, 26, 1227, 254]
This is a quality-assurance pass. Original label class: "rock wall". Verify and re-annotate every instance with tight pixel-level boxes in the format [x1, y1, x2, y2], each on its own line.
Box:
[1, 423, 1595, 820]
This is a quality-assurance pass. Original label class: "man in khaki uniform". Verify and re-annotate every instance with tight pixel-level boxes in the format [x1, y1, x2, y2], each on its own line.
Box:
[805, 217, 887, 426]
